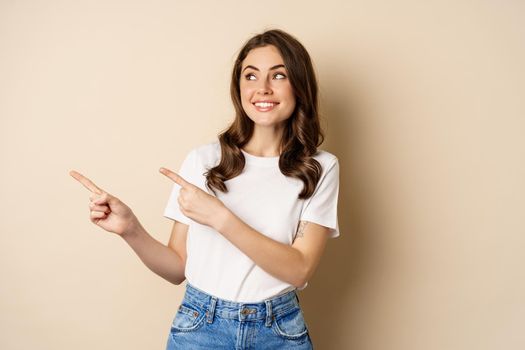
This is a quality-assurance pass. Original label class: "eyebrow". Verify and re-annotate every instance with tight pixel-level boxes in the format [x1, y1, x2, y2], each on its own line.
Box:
[242, 64, 286, 73]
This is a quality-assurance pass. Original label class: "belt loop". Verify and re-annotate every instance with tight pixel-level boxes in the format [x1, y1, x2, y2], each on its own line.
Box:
[206, 296, 217, 324]
[265, 299, 273, 327]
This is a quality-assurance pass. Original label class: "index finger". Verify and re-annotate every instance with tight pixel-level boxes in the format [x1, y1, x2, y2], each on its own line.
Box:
[69, 170, 104, 195]
[159, 167, 192, 188]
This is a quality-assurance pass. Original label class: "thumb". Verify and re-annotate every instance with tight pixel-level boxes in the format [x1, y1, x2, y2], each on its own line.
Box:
[94, 191, 119, 205]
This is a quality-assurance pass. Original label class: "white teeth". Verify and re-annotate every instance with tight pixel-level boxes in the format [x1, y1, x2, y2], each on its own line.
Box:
[254, 102, 275, 108]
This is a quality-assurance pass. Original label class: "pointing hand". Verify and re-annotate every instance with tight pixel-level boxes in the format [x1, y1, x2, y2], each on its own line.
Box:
[69, 170, 140, 236]
[159, 167, 229, 230]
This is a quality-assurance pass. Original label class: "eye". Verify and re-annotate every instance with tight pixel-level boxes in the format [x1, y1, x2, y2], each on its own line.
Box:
[244, 73, 256, 81]
[274, 72, 286, 79]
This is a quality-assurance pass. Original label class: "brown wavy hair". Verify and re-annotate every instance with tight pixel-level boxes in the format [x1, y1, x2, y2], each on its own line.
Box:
[204, 29, 324, 200]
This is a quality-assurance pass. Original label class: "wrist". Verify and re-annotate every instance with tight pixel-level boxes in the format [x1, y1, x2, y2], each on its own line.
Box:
[214, 206, 233, 233]
[121, 218, 144, 240]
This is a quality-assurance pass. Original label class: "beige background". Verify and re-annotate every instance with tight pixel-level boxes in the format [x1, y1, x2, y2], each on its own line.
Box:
[1, 1, 524, 349]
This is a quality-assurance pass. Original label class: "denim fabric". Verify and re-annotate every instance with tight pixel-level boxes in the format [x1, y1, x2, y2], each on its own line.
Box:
[165, 283, 313, 349]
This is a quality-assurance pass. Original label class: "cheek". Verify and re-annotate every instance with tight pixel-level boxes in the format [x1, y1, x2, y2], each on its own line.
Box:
[281, 88, 296, 107]
[279, 83, 295, 100]
[287, 91, 296, 104]
[240, 85, 256, 108]
[240, 83, 255, 96]
[284, 93, 297, 116]
[240, 89, 250, 106]
[286, 100, 297, 116]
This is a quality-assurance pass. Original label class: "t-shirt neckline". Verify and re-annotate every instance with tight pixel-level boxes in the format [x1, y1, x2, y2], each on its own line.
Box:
[241, 149, 280, 167]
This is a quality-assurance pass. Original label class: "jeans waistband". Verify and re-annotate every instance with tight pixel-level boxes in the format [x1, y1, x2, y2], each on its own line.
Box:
[182, 283, 300, 326]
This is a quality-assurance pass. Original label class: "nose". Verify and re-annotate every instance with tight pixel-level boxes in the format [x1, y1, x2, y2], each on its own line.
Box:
[256, 76, 272, 95]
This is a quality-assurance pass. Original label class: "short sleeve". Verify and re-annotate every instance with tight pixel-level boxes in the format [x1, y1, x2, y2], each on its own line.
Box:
[299, 157, 340, 238]
[163, 149, 197, 225]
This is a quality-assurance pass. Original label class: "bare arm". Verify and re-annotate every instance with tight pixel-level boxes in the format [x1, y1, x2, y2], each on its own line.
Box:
[69, 170, 188, 285]
[216, 213, 329, 288]
[121, 220, 188, 285]
[157, 167, 331, 288]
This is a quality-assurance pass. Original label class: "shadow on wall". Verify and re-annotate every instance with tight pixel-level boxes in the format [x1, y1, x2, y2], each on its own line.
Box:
[300, 71, 373, 349]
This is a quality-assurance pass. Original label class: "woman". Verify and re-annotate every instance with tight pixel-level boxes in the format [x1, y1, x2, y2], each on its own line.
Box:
[70, 29, 339, 349]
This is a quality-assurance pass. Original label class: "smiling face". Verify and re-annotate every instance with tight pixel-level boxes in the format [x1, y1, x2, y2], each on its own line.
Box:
[239, 45, 296, 129]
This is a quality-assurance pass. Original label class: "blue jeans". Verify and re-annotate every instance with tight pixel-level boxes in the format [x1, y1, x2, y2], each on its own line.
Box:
[165, 283, 313, 349]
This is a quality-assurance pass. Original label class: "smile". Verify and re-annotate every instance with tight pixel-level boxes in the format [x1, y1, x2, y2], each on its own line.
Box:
[253, 101, 279, 112]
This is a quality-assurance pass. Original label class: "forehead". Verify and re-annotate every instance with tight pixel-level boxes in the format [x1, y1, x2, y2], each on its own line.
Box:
[241, 45, 285, 70]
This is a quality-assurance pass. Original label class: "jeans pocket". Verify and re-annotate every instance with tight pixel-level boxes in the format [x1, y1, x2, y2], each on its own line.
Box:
[171, 302, 206, 332]
[272, 307, 309, 340]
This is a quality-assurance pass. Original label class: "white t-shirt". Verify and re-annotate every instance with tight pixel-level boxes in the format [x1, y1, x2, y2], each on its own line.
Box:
[163, 141, 340, 302]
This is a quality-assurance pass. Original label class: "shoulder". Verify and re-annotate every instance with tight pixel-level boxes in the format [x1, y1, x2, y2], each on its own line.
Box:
[312, 149, 339, 171]
[187, 140, 221, 167]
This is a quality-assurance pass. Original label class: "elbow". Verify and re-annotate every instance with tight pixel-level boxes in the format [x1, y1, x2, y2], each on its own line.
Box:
[288, 253, 314, 288]
[291, 278, 308, 289]
[290, 266, 310, 289]
[171, 276, 186, 286]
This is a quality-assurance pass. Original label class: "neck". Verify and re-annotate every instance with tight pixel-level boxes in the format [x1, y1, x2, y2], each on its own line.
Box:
[243, 124, 284, 157]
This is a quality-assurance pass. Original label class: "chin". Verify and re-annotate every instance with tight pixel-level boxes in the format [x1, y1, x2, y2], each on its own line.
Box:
[244, 108, 292, 127]
[250, 118, 290, 128]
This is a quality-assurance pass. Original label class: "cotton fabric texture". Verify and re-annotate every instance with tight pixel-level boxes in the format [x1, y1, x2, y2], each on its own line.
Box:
[163, 141, 340, 302]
